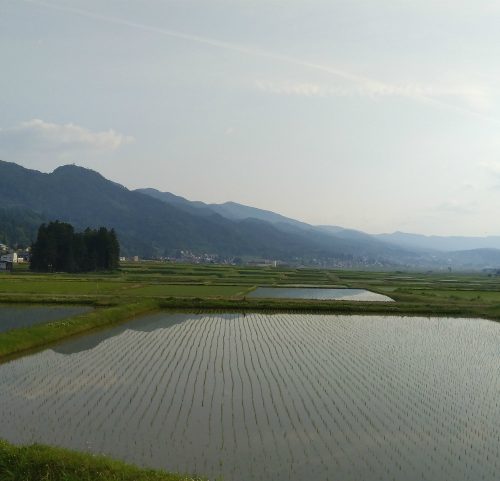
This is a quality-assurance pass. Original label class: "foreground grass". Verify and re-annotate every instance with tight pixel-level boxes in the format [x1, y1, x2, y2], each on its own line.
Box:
[0, 440, 204, 481]
[0, 301, 158, 360]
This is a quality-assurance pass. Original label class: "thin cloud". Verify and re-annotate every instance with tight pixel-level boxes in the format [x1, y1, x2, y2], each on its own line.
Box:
[479, 160, 500, 191]
[256, 81, 328, 97]
[25, 0, 497, 123]
[0, 119, 134, 156]
[431, 200, 476, 216]
[480, 160, 500, 177]
[256, 80, 493, 109]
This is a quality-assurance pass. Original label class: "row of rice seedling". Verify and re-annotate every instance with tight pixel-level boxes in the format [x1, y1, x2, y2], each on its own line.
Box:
[324, 315, 500, 480]
[1, 312, 500, 480]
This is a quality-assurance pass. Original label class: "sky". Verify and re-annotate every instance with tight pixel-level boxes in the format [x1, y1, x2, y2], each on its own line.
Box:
[2, 0, 500, 236]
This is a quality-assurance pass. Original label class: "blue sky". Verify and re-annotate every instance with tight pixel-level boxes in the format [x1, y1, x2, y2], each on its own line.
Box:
[3, 0, 500, 235]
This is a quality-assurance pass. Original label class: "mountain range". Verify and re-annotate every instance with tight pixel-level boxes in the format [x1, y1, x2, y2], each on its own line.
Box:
[1, 159, 500, 270]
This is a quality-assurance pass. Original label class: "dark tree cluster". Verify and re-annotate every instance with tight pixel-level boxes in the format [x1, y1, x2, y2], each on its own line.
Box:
[30, 221, 120, 272]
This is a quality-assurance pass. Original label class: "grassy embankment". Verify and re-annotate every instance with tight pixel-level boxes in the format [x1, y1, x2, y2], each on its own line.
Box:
[0, 439, 204, 481]
[156, 295, 500, 319]
[0, 300, 157, 360]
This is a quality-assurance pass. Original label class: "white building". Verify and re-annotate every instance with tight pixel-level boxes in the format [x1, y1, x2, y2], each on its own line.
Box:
[0, 252, 18, 263]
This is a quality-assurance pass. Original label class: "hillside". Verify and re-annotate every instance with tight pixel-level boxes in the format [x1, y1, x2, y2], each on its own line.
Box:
[0, 161, 313, 258]
[138, 187, 500, 270]
[0, 206, 46, 247]
[136, 188, 425, 265]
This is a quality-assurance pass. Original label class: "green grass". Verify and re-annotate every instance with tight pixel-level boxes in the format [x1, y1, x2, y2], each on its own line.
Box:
[391, 288, 500, 302]
[0, 439, 205, 481]
[3, 262, 340, 291]
[0, 262, 343, 301]
[153, 296, 500, 321]
[0, 279, 126, 295]
[0, 278, 253, 299]
[122, 284, 254, 297]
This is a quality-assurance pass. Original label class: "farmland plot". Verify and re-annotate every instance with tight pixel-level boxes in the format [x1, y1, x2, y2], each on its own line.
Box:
[0, 312, 499, 481]
[248, 287, 394, 301]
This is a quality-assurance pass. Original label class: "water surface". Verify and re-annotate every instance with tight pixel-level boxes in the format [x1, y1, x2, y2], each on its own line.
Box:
[248, 287, 393, 301]
[0, 305, 92, 333]
[0, 312, 499, 481]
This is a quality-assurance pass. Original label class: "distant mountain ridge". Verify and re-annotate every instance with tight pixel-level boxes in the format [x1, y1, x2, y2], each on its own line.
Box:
[2, 160, 500, 270]
[135, 188, 426, 264]
[375, 231, 500, 252]
[135, 188, 311, 229]
[139, 188, 500, 254]
[136, 186, 500, 269]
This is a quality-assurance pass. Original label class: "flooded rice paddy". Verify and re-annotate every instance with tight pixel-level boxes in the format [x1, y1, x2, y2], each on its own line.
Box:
[249, 287, 394, 301]
[1, 312, 499, 480]
[0, 305, 92, 333]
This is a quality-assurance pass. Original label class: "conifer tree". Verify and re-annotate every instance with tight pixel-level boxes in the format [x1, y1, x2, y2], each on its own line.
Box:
[30, 221, 120, 272]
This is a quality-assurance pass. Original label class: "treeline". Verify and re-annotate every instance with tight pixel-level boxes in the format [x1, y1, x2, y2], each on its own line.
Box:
[30, 221, 120, 272]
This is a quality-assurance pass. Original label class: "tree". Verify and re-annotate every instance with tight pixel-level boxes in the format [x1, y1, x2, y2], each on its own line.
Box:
[30, 221, 120, 272]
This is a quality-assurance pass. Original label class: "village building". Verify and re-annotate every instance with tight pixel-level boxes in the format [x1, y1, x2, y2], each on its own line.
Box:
[0, 252, 18, 263]
[0, 261, 13, 272]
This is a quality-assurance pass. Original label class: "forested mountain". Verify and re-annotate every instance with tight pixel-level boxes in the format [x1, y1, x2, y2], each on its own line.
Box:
[136, 188, 317, 229]
[0, 160, 410, 263]
[137, 186, 500, 269]
[0, 161, 305, 258]
[136, 188, 420, 259]
[2, 160, 500, 270]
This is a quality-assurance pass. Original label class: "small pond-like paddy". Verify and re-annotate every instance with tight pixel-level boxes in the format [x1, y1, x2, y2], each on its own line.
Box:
[0, 312, 499, 480]
[248, 287, 394, 301]
[0, 305, 93, 333]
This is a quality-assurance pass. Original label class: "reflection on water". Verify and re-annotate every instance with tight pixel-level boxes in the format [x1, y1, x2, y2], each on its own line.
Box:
[53, 312, 193, 354]
[0, 305, 93, 333]
[0, 313, 499, 481]
[248, 287, 394, 301]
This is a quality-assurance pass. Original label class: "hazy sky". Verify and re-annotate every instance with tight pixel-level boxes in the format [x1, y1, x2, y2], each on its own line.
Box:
[3, 0, 500, 235]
